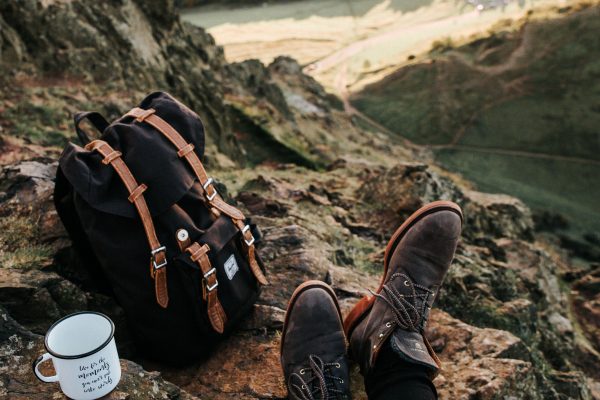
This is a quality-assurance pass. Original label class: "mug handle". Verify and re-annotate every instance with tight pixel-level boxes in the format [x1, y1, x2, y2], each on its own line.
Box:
[32, 353, 59, 383]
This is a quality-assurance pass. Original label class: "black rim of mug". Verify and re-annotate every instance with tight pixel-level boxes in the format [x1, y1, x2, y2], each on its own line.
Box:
[44, 311, 115, 360]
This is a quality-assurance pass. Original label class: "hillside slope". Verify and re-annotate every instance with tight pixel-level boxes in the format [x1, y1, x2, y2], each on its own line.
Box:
[0, 1, 598, 399]
[351, 3, 600, 239]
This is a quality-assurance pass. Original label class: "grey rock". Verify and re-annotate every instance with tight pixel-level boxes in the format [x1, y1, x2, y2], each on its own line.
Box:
[463, 190, 534, 241]
[0, 161, 57, 204]
[548, 312, 574, 336]
[0, 268, 87, 334]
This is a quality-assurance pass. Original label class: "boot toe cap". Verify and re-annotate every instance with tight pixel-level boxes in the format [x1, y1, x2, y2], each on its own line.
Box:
[387, 207, 463, 290]
[281, 285, 346, 372]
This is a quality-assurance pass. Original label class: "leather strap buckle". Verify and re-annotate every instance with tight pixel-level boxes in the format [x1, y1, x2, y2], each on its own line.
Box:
[241, 225, 255, 246]
[202, 177, 218, 201]
[205, 279, 219, 292]
[203, 268, 219, 295]
[203, 268, 216, 279]
[151, 246, 167, 271]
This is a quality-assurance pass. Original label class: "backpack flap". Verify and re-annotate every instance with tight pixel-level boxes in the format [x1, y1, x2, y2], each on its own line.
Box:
[58, 92, 205, 219]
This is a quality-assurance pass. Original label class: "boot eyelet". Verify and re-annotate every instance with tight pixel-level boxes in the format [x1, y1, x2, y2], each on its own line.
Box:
[379, 333, 384, 338]
[301, 385, 306, 389]
[335, 363, 341, 368]
[300, 369, 305, 375]
[373, 344, 377, 349]
[385, 322, 392, 328]
[404, 280, 410, 286]
[340, 379, 344, 384]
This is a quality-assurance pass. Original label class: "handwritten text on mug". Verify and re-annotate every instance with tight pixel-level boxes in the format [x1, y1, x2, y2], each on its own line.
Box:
[77, 357, 113, 393]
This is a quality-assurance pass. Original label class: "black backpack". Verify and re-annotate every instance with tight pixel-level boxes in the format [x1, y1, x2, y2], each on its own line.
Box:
[54, 92, 268, 364]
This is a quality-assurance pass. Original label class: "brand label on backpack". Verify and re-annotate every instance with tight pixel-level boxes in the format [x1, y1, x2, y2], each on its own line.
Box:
[224, 254, 239, 280]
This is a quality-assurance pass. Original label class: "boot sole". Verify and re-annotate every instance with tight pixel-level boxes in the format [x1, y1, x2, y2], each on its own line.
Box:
[343, 201, 463, 339]
[280, 280, 344, 360]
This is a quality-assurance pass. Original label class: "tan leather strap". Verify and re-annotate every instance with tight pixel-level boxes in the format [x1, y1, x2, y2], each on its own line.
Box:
[186, 242, 227, 333]
[85, 139, 169, 308]
[233, 218, 268, 285]
[124, 107, 268, 285]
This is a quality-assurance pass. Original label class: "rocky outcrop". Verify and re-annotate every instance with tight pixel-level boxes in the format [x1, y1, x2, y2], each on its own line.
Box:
[462, 190, 534, 241]
[0, 161, 56, 204]
[1, 147, 598, 399]
[0, 1, 598, 399]
[357, 162, 535, 241]
[572, 267, 600, 356]
[0, 268, 87, 334]
[429, 310, 538, 399]
[351, 160, 595, 396]
[0, 1, 399, 169]
[0, 160, 69, 273]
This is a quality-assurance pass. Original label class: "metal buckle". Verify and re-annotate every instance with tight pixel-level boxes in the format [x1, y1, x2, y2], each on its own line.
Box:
[202, 177, 218, 201]
[151, 246, 167, 270]
[241, 225, 255, 246]
[203, 268, 216, 279]
[205, 279, 219, 292]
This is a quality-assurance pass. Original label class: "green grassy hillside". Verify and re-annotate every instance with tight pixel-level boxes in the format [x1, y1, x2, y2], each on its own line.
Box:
[351, 3, 600, 236]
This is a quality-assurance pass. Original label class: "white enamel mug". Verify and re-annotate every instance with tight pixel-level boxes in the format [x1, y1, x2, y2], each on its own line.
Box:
[32, 311, 121, 400]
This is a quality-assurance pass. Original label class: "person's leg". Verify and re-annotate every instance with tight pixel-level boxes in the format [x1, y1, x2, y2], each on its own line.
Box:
[280, 281, 351, 400]
[364, 341, 437, 400]
[343, 201, 463, 400]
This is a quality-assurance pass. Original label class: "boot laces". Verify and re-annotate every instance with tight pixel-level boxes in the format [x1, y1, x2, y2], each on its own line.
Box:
[372, 273, 433, 332]
[289, 354, 345, 400]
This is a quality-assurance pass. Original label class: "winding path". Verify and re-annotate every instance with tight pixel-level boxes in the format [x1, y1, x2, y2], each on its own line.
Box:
[321, 7, 600, 167]
[431, 144, 600, 166]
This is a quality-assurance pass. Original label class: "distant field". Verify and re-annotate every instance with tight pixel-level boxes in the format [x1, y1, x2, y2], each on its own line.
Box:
[352, 4, 600, 236]
[436, 149, 599, 234]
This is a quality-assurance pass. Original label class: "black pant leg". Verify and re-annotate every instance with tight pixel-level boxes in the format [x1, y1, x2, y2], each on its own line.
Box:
[365, 341, 437, 400]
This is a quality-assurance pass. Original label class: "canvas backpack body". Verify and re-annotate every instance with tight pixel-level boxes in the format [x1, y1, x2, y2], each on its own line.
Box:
[54, 92, 268, 364]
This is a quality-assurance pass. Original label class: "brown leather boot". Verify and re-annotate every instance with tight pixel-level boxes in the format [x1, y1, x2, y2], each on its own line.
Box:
[344, 201, 462, 377]
[281, 281, 351, 400]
